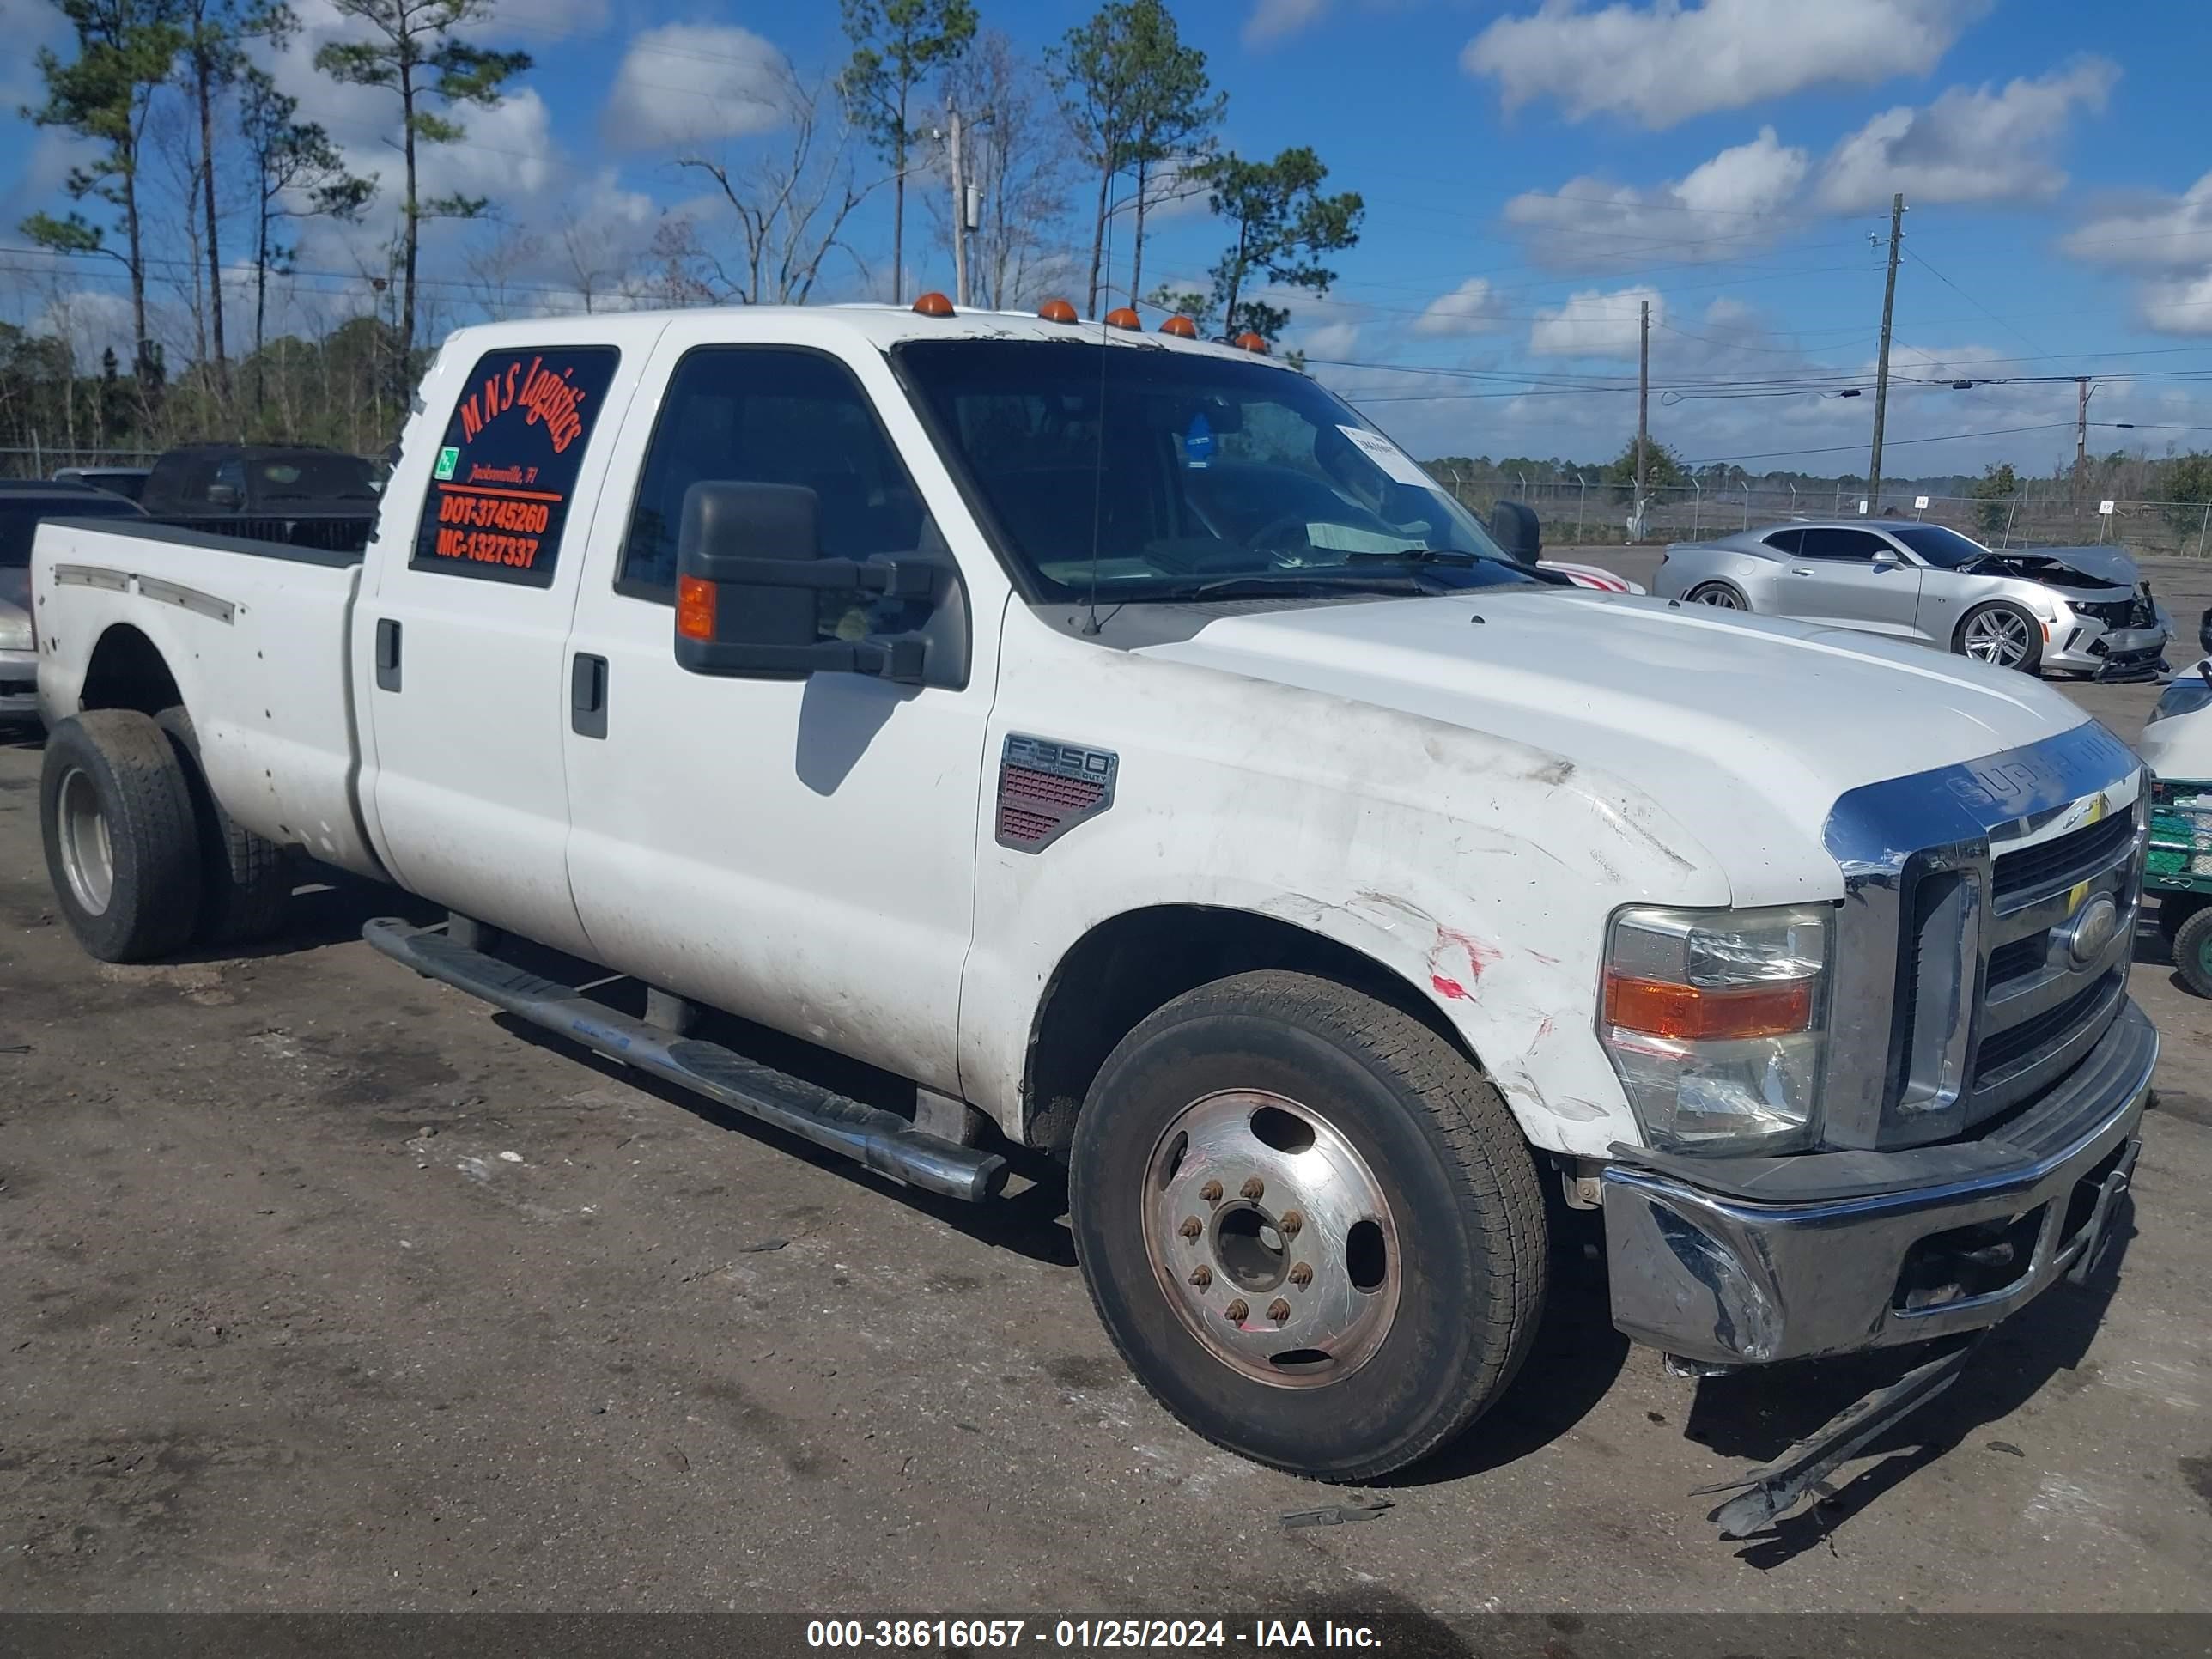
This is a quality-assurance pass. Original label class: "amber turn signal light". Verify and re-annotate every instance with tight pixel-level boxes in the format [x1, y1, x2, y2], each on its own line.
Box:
[912, 291, 955, 318]
[1104, 307, 1142, 331]
[1158, 315, 1198, 338]
[1601, 973, 1814, 1042]
[677, 574, 716, 641]
[1038, 298, 1079, 324]
[1233, 331, 1270, 354]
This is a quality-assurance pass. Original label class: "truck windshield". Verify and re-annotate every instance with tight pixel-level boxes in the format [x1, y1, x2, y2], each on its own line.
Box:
[895, 339, 1534, 603]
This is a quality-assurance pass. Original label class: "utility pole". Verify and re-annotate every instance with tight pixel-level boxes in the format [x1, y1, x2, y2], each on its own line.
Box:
[947, 105, 969, 308]
[1634, 298, 1650, 538]
[2074, 377, 2092, 496]
[1867, 191, 1905, 512]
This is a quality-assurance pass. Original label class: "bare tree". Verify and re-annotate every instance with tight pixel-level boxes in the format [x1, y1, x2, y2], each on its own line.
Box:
[458, 223, 541, 319]
[556, 217, 649, 314]
[927, 32, 1074, 310]
[669, 67, 878, 306]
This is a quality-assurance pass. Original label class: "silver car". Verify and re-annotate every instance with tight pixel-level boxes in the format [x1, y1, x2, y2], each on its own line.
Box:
[1653, 519, 2172, 678]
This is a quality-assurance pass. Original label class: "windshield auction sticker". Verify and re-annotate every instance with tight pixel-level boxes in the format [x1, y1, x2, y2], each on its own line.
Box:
[410, 345, 620, 586]
[1335, 422, 1434, 489]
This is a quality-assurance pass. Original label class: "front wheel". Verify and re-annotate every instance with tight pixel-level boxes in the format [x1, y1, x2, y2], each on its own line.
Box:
[1068, 971, 1547, 1481]
[1955, 601, 2044, 673]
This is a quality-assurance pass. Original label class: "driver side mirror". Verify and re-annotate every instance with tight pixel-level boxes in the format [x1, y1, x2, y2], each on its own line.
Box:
[1871, 546, 1903, 568]
[1491, 500, 1541, 564]
[2198, 605, 2210, 656]
[207, 482, 243, 510]
[673, 479, 945, 685]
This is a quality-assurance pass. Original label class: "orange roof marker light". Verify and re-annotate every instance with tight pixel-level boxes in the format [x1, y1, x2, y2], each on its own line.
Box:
[912, 291, 955, 318]
[1158, 315, 1198, 338]
[1234, 331, 1270, 354]
[1103, 307, 1143, 331]
[1038, 298, 1079, 324]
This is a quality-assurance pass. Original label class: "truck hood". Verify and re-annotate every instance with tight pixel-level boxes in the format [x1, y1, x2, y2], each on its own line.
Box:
[1136, 589, 2096, 906]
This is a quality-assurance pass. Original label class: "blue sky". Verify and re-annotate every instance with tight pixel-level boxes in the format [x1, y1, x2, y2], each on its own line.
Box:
[6, 0, 2212, 477]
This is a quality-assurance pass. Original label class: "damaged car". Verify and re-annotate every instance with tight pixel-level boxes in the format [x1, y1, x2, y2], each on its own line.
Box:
[1654, 519, 2171, 678]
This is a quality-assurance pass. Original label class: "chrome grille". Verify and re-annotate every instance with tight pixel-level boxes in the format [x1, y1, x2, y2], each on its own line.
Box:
[1820, 722, 2145, 1152]
[1966, 798, 2143, 1123]
[1989, 813, 2133, 906]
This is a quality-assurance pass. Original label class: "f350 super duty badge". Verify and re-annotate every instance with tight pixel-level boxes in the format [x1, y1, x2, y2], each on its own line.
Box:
[997, 735, 1118, 852]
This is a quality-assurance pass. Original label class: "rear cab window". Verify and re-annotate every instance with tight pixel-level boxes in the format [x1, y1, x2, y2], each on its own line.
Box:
[412, 346, 621, 586]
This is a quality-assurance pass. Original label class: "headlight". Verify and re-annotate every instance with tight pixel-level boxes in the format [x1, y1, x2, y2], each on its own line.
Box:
[0, 612, 30, 653]
[1599, 902, 1831, 1154]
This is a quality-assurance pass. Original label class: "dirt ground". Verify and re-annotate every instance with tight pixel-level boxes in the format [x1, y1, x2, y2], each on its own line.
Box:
[1, 559, 2209, 1619]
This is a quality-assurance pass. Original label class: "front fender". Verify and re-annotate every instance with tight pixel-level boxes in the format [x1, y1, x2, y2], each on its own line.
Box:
[959, 653, 1728, 1158]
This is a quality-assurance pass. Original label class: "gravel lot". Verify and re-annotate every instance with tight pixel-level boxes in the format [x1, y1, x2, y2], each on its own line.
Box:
[2, 556, 2208, 1619]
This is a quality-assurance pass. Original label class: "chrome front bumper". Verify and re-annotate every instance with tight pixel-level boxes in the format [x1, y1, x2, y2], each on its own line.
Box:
[1601, 999, 2154, 1365]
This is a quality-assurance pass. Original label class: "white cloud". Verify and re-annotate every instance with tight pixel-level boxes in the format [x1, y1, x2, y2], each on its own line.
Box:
[601, 24, 787, 154]
[1243, 0, 1328, 47]
[1297, 318, 1360, 357]
[1462, 0, 1986, 130]
[1529, 285, 1662, 356]
[2063, 172, 2212, 337]
[1819, 58, 2118, 210]
[499, 0, 611, 36]
[1505, 128, 1807, 271]
[1413, 276, 1504, 337]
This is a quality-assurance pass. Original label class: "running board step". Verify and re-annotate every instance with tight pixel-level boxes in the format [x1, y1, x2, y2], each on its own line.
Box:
[362, 919, 1008, 1203]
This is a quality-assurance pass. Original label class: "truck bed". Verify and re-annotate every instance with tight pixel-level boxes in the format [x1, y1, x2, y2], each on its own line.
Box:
[32, 519, 383, 878]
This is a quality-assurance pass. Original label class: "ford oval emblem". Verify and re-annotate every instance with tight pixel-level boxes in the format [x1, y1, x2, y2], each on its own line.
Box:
[2057, 893, 2121, 969]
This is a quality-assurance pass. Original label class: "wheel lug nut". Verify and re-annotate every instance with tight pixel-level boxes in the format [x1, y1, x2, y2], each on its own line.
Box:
[1267, 1298, 1291, 1324]
[1289, 1261, 1313, 1288]
[1199, 1180, 1223, 1203]
[1178, 1216, 1203, 1240]
[1240, 1176, 1266, 1200]
[1279, 1209, 1304, 1237]
[1189, 1265, 1212, 1289]
[1223, 1298, 1249, 1323]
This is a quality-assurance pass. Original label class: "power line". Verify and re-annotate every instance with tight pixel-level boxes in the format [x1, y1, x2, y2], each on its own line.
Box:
[1684, 423, 2078, 466]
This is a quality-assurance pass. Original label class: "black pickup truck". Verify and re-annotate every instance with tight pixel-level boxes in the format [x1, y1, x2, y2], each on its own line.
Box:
[138, 443, 381, 553]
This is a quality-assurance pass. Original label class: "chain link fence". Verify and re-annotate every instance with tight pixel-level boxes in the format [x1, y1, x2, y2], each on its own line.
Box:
[1431, 468, 2212, 559]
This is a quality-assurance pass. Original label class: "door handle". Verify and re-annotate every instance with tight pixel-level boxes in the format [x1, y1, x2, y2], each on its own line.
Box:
[570, 652, 609, 739]
[1790, 567, 1815, 576]
[374, 618, 402, 691]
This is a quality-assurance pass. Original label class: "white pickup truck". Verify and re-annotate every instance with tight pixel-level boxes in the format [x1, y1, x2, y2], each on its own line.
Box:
[27, 300, 2154, 1517]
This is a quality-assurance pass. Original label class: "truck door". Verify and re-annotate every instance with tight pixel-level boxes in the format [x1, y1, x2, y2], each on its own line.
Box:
[361, 337, 644, 957]
[558, 325, 998, 1093]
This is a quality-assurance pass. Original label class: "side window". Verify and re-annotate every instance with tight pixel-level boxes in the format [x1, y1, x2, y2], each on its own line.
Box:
[410, 344, 620, 586]
[1761, 527, 1802, 555]
[211, 457, 246, 505]
[1800, 527, 1882, 562]
[617, 348, 931, 641]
